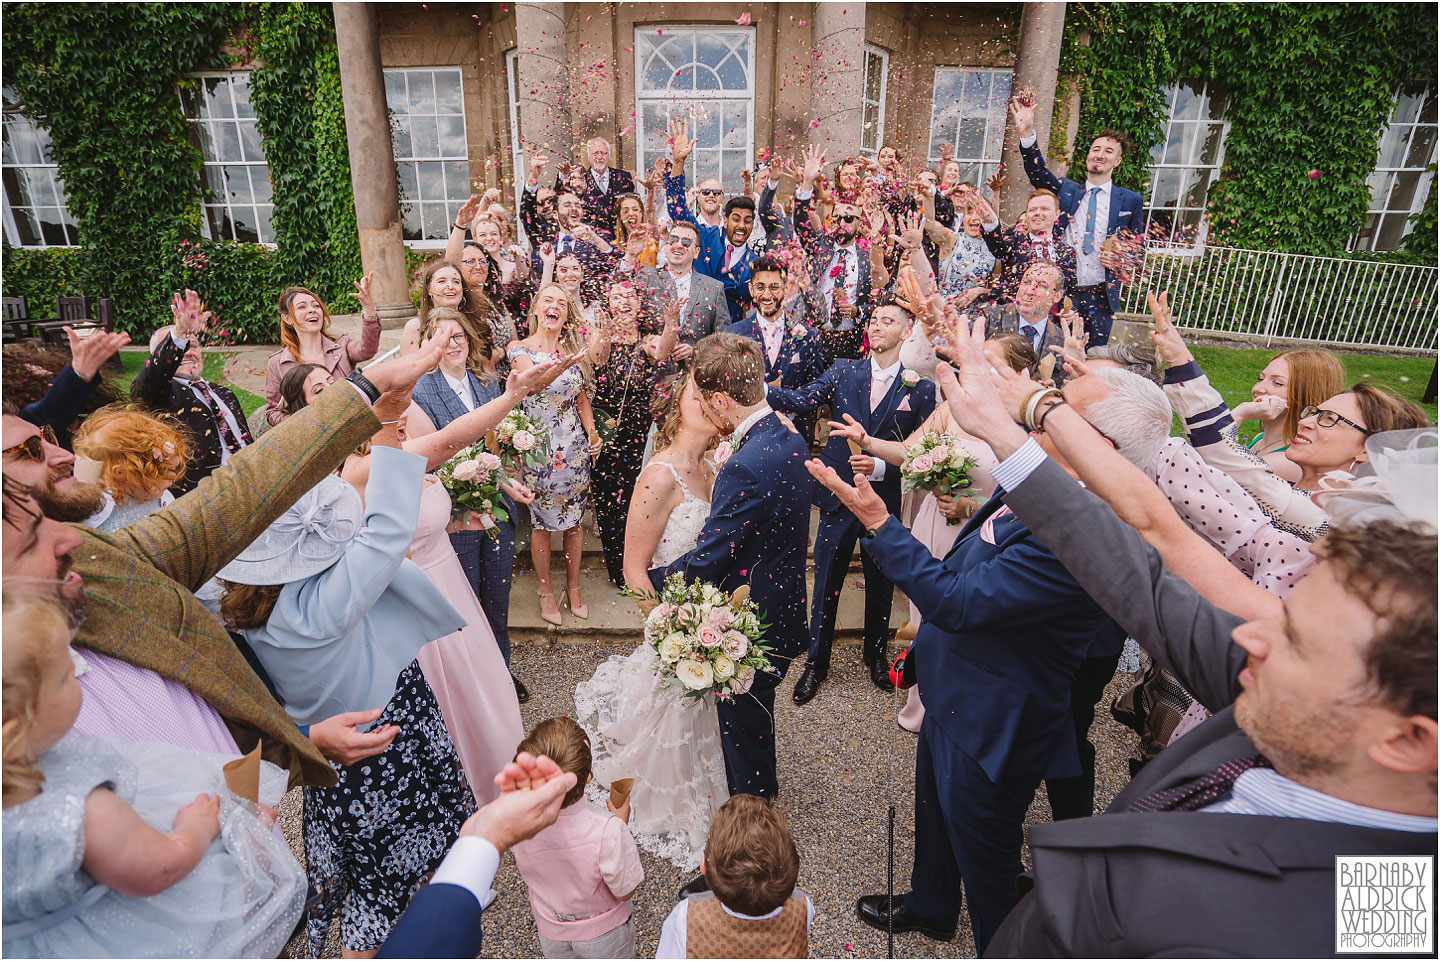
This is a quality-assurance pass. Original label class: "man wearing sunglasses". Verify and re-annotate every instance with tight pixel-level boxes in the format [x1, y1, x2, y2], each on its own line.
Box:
[0, 413, 105, 523]
[791, 145, 874, 365]
[629, 221, 726, 354]
[665, 117, 759, 324]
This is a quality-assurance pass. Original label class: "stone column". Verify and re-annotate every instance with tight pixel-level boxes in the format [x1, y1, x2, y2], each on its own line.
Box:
[514, 2, 573, 160]
[999, 1, 1067, 222]
[809, 1, 866, 161]
[333, 2, 410, 327]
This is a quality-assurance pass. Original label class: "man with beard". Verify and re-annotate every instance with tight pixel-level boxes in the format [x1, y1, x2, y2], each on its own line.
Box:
[792, 145, 874, 367]
[2, 338, 466, 787]
[851, 320, 1437, 957]
[766, 304, 935, 702]
[664, 117, 758, 324]
[723, 255, 824, 444]
[1011, 95, 1144, 346]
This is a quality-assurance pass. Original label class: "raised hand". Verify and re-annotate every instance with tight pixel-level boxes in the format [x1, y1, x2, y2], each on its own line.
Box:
[454, 194, 481, 232]
[527, 152, 550, 186]
[352, 271, 377, 317]
[801, 144, 826, 189]
[805, 458, 889, 531]
[538, 241, 557, 268]
[1233, 394, 1288, 423]
[931, 316, 1026, 439]
[739, 166, 754, 198]
[894, 265, 930, 319]
[889, 210, 924, 252]
[624, 226, 649, 262]
[169, 288, 211, 338]
[466, 753, 577, 855]
[668, 116, 696, 166]
[780, 157, 804, 188]
[826, 412, 870, 447]
[1009, 91, 1036, 139]
[66, 326, 130, 381]
[1146, 289, 1192, 367]
[940, 142, 955, 161]
[481, 187, 502, 206]
[1056, 300, 1087, 363]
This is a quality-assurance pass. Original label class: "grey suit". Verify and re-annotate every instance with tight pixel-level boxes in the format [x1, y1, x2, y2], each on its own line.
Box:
[985, 457, 1434, 958]
[981, 304, 1068, 388]
[636, 266, 726, 345]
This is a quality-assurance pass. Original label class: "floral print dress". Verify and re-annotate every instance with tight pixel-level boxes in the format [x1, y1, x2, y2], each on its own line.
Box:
[507, 341, 591, 530]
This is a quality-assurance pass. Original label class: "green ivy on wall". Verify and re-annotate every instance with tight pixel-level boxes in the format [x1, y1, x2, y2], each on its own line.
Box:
[2, 1, 361, 343]
[1060, 2, 1438, 262]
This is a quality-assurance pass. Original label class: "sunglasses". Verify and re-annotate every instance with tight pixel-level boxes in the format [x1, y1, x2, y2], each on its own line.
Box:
[1299, 405, 1372, 435]
[836, 214, 860, 223]
[2, 424, 57, 461]
[666, 235, 696, 248]
[698, 189, 723, 197]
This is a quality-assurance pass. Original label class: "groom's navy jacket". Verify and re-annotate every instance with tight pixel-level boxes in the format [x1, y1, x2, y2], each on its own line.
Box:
[766, 359, 935, 513]
[651, 411, 813, 797]
[376, 882, 483, 958]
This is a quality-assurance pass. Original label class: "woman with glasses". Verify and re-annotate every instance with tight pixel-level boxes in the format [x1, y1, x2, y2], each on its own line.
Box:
[448, 194, 532, 339]
[1227, 350, 1345, 482]
[1148, 292, 1429, 539]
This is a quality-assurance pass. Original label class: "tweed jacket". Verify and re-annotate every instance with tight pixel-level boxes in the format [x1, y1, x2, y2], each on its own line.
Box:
[71, 383, 381, 788]
[130, 333, 253, 494]
[982, 304, 1069, 388]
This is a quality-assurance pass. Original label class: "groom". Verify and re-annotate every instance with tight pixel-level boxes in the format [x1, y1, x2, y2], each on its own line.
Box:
[651, 332, 814, 801]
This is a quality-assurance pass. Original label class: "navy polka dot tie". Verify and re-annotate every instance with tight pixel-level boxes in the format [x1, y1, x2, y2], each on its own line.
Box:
[1128, 754, 1273, 812]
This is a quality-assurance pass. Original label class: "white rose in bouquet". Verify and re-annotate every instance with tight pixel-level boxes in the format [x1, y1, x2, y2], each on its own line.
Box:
[736, 611, 760, 635]
[512, 429, 536, 452]
[477, 451, 502, 471]
[720, 630, 749, 660]
[676, 658, 715, 691]
[452, 460, 480, 482]
[712, 654, 736, 681]
[949, 445, 971, 468]
[659, 632, 687, 664]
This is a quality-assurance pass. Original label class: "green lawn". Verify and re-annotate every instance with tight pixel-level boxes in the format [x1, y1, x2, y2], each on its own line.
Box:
[1190, 345, 1436, 440]
[112, 349, 265, 418]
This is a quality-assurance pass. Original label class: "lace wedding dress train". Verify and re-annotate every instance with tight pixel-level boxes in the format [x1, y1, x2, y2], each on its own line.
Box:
[573, 463, 729, 870]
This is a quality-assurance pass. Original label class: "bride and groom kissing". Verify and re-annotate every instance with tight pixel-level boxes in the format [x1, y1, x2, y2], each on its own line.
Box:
[574, 332, 812, 869]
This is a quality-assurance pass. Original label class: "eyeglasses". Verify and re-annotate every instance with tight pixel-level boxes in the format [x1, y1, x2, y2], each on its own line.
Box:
[1299, 405, 1372, 435]
[460, 258, 484, 267]
[2, 425, 57, 461]
[666, 235, 695, 248]
[698, 189, 723, 197]
[446, 333, 469, 347]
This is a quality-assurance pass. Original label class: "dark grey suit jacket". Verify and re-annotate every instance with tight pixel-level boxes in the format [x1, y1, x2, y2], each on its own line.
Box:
[985, 458, 1434, 958]
[637, 266, 726, 345]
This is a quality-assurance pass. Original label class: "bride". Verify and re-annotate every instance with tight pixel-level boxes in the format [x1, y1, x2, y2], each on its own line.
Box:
[573, 372, 729, 870]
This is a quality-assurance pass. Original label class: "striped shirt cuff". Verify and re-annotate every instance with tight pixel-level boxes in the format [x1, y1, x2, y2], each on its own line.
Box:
[989, 436, 1049, 493]
[1163, 359, 1203, 384]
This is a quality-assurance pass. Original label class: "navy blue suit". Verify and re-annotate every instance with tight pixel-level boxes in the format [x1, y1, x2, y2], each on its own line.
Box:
[666, 172, 756, 323]
[766, 360, 935, 674]
[650, 412, 813, 798]
[723, 312, 825, 444]
[412, 367, 517, 664]
[864, 495, 1124, 953]
[1020, 138, 1144, 344]
[376, 882, 482, 958]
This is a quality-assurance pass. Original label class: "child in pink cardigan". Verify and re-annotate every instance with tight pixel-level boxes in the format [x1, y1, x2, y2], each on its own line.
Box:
[511, 717, 644, 958]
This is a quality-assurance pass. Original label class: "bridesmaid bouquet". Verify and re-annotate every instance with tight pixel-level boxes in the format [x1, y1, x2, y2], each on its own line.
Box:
[493, 408, 549, 471]
[435, 442, 510, 535]
[640, 575, 775, 702]
[901, 431, 979, 525]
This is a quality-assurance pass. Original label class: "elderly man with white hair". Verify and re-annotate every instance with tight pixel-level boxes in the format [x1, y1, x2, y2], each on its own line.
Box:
[129, 289, 251, 494]
[805, 340, 1172, 952]
[573, 136, 636, 236]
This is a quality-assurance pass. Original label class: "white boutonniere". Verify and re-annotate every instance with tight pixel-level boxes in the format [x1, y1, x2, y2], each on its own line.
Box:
[900, 369, 920, 389]
[713, 439, 734, 467]
[790, 323, 808, 339]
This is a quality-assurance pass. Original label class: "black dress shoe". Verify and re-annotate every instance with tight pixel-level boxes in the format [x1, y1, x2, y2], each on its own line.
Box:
[855, 893, 956, 941]
[870, 657, 894, 691]
[678, 874, 710, 899]
[511, 672, 531, 704]
[792, 663, 824, 705]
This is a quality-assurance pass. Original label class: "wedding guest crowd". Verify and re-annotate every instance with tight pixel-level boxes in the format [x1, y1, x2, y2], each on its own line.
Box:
[2, 77, 1434, 961]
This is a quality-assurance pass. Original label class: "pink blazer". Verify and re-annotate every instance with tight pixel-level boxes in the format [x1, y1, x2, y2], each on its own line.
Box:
[262, 319, 381, 425]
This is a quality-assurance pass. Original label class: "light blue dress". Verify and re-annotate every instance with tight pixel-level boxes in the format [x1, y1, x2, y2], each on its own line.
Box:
[2, 731, 303, 958]
[508, 342, 592, 530]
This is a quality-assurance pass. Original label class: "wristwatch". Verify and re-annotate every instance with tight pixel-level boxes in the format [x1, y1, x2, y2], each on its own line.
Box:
[862, 516, 888, 539]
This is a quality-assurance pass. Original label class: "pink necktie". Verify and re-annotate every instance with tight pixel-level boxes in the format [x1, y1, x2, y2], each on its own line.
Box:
[870, 370, 892, 411]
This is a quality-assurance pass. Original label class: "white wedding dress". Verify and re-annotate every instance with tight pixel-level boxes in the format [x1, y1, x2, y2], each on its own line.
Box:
[573, 461, 729, 870]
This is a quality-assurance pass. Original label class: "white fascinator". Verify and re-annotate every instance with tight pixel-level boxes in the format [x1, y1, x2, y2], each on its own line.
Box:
[1313, 428, 1437, 534]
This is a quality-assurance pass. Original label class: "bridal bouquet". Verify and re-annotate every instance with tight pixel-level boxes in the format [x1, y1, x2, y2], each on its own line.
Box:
[641, 574, 775, 702]
[434, 442, 510, 535]
[492, 408, 548, 471]
[901, 431, 980, 525]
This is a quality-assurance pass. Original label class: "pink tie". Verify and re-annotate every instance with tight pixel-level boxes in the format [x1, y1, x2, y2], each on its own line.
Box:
[724, 245, 736, 271]
[869, 370, 892, 411]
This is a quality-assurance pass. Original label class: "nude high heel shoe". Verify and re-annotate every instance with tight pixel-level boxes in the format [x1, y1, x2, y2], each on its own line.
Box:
[565, 585, 589, 619]
[537, 587, 562, 626]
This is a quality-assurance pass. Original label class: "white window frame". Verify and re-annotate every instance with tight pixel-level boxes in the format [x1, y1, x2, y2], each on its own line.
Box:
[927, 67, 1012, 186]
[1144, 82, 1230, 247]
[385, 66, 471, 249]
[634, 25, 755, 195]
[860, 45, 889, 158]
[179, 71, 275, 245]
[505, 49, 524, 213]
[1350, 84, 1437, 253]
[2, 88, 78, 248]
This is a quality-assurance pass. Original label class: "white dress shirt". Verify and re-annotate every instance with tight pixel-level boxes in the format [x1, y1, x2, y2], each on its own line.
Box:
[1021, 131, 1113, 287]
[591, 165, 609, 195]
[442, 370, 476, 411]
[731, 404, 773, 448]
[820, 243, 860, 314]
[865, 357, 901, 482]
[757, 314, 784, 366]
[666, 266, 693, 308]
[429, 835, 501, 909]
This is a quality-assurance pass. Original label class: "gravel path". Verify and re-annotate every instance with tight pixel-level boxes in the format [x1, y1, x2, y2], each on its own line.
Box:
[279, 641, 1141, 959]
